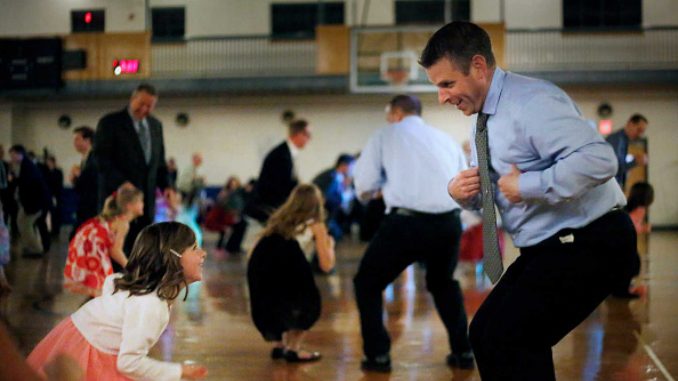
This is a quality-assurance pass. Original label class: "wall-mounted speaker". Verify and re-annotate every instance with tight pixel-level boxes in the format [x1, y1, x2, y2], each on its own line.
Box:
[58, 114, 72, 129]
[176, 112, 189, 127]
[597, 103, 613, 118]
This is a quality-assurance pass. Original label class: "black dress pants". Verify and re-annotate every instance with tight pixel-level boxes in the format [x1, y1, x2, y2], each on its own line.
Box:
[354, 209, 471, 358]
[119, 214, 153, 272]
[225, 219, 247, 253]
[469, 209, 637, 381]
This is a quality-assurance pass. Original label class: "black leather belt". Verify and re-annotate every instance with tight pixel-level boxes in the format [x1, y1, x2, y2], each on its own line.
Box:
[390, 207, 459, 218]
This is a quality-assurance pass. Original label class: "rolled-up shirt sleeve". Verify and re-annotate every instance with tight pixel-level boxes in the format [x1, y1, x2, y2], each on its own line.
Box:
[354, 131, 385, 198]
[517, 93, 618, 205]
[117, 296, 182, 381]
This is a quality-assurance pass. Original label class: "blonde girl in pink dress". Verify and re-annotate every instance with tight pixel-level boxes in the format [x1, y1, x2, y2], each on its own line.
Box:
[64, 184, 144, 297]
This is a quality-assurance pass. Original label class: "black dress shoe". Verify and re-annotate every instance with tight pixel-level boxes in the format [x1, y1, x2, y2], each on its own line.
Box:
[271, 347, 285, 359]
[447, 352, 475, 369]
[360, 354, 392, 373]
[284, 350, 322, 363]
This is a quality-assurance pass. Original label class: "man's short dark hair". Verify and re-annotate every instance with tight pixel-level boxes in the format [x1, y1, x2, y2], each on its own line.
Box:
[134, 83, 157, 97]
[289, 119, 308, 136]
[335, 153, 354, 168]
[390, 95, 422, 116]
[419, 21, 496, 75]
[73, 126, 95, 141]
[9, 144, 26, 156]
[629, 113, 648, 124]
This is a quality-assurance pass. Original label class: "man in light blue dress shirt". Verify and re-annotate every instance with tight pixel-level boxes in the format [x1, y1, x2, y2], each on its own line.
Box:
[421, 22, 637, 381]
[353, 95, 473, 372]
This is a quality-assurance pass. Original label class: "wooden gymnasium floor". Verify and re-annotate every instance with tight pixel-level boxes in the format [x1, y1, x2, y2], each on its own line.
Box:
[1, 227, 676, 381]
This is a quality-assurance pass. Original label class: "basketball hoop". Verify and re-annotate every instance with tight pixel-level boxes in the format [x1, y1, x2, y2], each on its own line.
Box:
[379, 51, 419, 88]
[384, 69, 410, 86]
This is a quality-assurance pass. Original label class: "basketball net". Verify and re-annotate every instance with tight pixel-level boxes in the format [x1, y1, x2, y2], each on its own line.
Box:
[384, 69, 410, 86]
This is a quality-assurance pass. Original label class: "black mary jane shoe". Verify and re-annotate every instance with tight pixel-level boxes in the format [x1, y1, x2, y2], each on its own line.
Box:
[284, 349, 322, 363]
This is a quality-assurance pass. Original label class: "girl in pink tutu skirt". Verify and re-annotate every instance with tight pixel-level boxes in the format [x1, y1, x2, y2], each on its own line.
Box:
[64, 184, 143, 297]
[28, 222, 208, 381]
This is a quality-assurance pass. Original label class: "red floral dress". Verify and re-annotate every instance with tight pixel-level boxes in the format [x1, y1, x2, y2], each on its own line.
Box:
[64, 217, 115, 297]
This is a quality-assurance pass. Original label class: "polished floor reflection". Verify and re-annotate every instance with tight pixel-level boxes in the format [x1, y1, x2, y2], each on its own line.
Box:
[2, 229, 676, 381]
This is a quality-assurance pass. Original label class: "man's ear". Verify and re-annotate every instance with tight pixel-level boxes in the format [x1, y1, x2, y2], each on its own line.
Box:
[393, 108, 405, 122]
[470, 54, 489, 79]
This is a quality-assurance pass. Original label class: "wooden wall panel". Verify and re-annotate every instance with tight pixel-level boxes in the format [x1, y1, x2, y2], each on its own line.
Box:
[63, 32, 150, 80]
[478, 23, 505, 69]
[316, 25, 350, 75]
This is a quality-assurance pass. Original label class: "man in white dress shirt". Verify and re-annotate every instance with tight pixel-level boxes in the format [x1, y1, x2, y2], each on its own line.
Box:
[353, 95, 473, 372]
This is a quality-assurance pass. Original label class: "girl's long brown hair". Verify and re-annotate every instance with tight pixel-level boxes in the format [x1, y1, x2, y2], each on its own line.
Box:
[260, 184, 325, 240]
[114, 222, 196, 301]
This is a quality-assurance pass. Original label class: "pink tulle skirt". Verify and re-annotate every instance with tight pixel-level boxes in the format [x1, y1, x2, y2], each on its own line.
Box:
[27, 317, 132, 381]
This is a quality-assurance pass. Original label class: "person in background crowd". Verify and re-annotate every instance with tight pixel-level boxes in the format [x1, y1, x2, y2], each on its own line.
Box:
[43, 156, 64, 237]
[245, 120, 312, 223]
[313, 153, 356, 241]
[9, 145, 51, 257]
[0, 144, 18, 236]
[612, 181, 655, 299]
[0, 197, 9, 298]
[208, 176, 247, 254]
[606, 114, 648, 188]
[70, 126, 99, 236]
[94, 83, 170, 258]
[166, 157, 178, 188]
[177, 152, 205, 200]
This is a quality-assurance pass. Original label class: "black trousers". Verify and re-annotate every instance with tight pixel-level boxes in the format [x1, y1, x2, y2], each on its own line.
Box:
[469, 209, 637, 381]
[117, 214, 153, 272]
[354, 209, 471, 358]
[225, 219, 247, 253]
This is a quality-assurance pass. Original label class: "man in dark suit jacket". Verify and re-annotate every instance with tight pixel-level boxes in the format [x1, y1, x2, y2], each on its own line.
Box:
[9, 145, 51, 256]
[70, 126, 98, 234]
[94, 83, 169, 255]
[245, 119, 311, 222]
[605, 113, 648, 188]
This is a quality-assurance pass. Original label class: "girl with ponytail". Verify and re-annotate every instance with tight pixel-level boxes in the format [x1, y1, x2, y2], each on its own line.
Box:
[64, 183, 143, 297]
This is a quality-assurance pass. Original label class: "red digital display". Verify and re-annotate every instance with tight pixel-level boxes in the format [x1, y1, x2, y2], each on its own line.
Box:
[84, 12, 92, 24]
[112, 59, 140, 75]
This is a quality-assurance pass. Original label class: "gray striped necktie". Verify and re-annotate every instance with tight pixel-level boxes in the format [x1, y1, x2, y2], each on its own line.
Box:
[136, 120, 151, 164]
[475, 112, 503, 284]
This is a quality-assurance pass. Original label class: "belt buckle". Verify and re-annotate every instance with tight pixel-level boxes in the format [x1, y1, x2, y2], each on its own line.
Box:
[559, 233, 575, 244]
[394, 207, 414, 217]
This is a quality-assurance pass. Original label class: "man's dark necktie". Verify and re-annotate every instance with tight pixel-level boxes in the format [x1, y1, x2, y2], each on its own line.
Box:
[136, 120, 151, 164]
[475, 112, 503, 284]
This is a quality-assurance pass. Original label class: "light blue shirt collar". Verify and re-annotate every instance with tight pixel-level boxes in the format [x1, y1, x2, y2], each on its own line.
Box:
[481, 67, 506, 116]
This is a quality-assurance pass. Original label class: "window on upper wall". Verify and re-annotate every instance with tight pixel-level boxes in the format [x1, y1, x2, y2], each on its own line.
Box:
[152, 7, 186, 41]
[395, 0, 469, 25]
[271, 2, 344, 39]
[563, 0, 642, 31]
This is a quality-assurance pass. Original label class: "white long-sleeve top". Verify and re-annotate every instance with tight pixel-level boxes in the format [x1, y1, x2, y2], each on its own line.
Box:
[71, 274, 182, 381]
